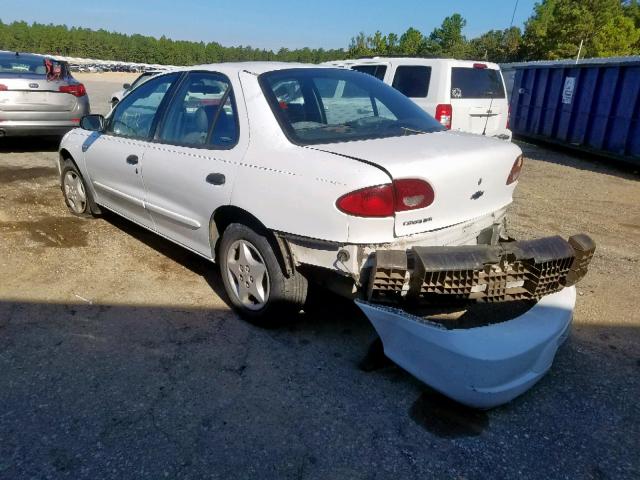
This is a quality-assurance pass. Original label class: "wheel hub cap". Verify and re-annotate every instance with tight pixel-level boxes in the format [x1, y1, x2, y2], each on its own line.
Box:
[226, 239, 270, 310]
[63, 171, 87, 214]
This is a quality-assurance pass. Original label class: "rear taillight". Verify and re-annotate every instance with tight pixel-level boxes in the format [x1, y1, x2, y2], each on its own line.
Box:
[473, 63, 488, 69]
[435, 104, 452, 130]
[506, 105, 511, 130]
[337, 184, 394, 217]
[0, 84, 7, 91]
[507, 155, 524, 185]
[59, 83, 86, 97]
[393, 179, 435, 211]
[337, 179, 435, 217]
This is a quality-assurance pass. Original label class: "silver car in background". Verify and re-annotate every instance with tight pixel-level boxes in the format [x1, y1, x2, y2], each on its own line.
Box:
[0, 52, 90, 137]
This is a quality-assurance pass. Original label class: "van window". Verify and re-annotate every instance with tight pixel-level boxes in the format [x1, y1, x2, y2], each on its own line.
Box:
[392, 66, 431, 98]
[352, 65, 387, 81]
[451, 67, 505, 99]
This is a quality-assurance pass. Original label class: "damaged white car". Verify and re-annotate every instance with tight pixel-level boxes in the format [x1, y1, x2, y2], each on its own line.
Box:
[58, 63, 595, 408]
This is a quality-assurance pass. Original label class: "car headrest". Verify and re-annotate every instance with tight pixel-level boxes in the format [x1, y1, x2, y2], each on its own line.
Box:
[194, 107, 210, 131]
[190, 83, 222, 95]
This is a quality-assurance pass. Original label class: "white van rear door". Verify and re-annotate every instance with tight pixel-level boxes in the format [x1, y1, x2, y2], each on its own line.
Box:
[449, 65, 508, 136]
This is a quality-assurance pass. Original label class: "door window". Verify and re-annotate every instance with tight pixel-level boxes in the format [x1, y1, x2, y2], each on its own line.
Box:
[107, 73, 179, 139]
[392, 66, 431, 98]
[157, 72, 239, 148]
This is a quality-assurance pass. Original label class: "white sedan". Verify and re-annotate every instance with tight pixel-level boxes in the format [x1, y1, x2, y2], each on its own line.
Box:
[58, 62, 594, 408]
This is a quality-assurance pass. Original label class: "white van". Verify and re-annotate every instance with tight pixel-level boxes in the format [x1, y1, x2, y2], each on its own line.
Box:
[325, 57, 511, 140]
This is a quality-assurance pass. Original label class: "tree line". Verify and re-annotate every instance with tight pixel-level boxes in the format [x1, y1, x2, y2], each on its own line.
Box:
[0, 0, 638, 66]
[349, 0, 639, 62]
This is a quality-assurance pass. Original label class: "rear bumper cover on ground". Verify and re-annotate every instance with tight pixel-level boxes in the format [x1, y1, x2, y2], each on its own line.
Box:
[357, 234, 594, 408]
[357, 286, 575, 409]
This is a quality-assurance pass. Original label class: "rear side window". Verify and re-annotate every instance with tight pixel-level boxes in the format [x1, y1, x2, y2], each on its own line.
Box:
[451, 67, 505, 99]
[392, 66, 431, 98]
[352, 65, 387, 81]
[157, 71, 239, 148]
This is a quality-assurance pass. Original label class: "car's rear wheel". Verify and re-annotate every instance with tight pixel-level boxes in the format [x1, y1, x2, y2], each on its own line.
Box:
[219, 223, 307, 325]
[61, 160, 98, 218]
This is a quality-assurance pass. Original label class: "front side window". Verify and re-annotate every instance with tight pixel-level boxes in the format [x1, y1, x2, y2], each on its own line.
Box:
[352, 64, 387, 81]
[260, 68, 443, 145]
[130, 72, 156, 90]
[392, 66, 431, 98]
[108, 73, 179, 139]
[451, 67, 505, 99]
[157, 71, 238, 147]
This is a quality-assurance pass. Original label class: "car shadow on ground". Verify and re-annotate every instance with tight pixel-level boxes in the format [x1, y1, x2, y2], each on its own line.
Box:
[0, 136, 62, 153]
[514, 138, 640, 180]
[100, 209, 365, 330]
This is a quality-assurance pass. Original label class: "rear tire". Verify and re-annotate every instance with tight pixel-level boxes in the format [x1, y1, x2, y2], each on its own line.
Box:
[61, 160, 99, 218]
[219, 223, 307, 326]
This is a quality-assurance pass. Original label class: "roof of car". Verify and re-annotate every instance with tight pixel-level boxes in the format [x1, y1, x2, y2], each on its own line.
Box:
[183, 61, 328, 75]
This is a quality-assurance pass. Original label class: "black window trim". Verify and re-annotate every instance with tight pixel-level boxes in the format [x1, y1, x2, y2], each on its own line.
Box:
[150, 70, 240, 151]
[105, 71, 183, 142]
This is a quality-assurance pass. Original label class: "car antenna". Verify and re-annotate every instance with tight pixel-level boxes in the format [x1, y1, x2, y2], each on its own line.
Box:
[482, 90, 495, 136]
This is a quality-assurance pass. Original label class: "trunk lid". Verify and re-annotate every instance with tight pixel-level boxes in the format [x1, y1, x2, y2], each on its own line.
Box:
[0, 74, 77, 112]
[312, 131, 522, 237]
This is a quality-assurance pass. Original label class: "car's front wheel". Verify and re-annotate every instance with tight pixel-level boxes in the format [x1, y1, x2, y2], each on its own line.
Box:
[219, 223, 307, 325]
[61, 160, 98, 218]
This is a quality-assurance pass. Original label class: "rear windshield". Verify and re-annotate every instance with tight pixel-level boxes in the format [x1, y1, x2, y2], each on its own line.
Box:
[259, 68, 444, 145]
[450, 67, 505, 99]
[352, 65, 387, 81]
[0, 53, 68, 78]
[392, 66, 432, 98]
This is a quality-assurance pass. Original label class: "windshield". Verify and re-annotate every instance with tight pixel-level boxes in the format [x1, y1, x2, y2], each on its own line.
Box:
[0, 53, 69, 78]
[0, 53, 46, 75]
[259, 68, 444, 145]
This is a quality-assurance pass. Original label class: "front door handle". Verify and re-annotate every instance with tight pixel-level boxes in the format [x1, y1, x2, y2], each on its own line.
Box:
[206, 173, 226, 185]
[126, 154, 139, 165]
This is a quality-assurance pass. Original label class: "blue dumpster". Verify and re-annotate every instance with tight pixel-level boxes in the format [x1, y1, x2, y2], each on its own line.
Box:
[502, 57, 640, 166]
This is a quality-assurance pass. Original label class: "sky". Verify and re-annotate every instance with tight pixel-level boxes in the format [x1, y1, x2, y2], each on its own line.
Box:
[0, 0, 538, 50]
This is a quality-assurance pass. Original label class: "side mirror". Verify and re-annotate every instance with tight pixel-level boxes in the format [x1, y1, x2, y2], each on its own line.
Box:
[80, 114, 105, 132]
[123, 83, 131, 90]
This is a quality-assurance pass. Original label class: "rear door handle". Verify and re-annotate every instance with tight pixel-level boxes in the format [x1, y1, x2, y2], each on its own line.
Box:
[206, 173, 225, 186]
[126, 154, 139, 165]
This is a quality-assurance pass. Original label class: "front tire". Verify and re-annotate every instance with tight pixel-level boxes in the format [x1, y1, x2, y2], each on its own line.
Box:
[61, 160, 99, 218]
[219, 223, 307, 325]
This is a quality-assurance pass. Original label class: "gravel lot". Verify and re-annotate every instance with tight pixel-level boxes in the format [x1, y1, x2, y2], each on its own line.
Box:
[0, 74, 639, 479]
